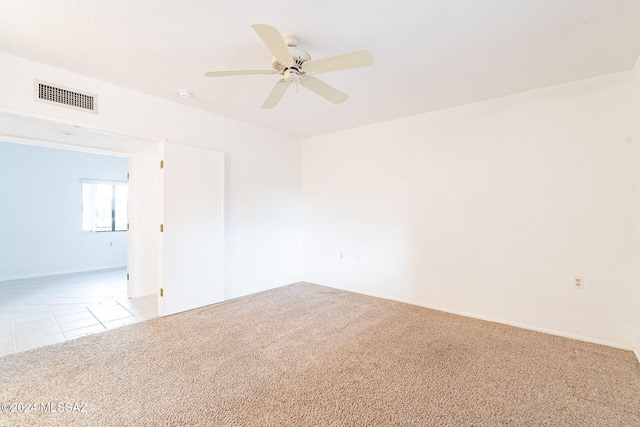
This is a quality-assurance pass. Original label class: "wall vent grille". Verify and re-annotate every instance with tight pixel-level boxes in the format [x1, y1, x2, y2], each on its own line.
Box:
[34, 80, 98, 113]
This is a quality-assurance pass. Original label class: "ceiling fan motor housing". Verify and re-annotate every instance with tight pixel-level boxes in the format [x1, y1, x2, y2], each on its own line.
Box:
[271, 41, 311, 75]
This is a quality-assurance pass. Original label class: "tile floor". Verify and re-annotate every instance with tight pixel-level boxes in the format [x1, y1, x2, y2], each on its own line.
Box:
[0, 268, 157, 357]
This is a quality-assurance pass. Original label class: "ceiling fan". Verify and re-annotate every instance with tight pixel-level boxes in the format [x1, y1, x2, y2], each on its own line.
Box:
[204, 24, 374, 109]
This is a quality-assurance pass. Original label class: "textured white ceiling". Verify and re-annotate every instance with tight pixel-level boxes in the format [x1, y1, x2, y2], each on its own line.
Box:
[1, 0, 640, 138]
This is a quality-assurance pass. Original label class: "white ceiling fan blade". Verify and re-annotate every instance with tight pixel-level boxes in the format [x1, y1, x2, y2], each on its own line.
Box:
[251, 24, 294, 64]
[204, 69, 278, 77]
[302, 50, 374, 74]
[262, 79, 290, 109]
[300, 76, 348, 104]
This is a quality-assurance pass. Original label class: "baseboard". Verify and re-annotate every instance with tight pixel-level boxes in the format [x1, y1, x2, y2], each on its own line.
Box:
[0, 265, 127, 283]
[635, 348, 640, 364]
[225, 280, 304, 301]
[307, 282, 633, 352]
[417, 300, 633, 351]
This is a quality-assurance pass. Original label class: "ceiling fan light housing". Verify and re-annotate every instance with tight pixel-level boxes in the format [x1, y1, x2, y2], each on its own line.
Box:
[283, 69, 300, 83]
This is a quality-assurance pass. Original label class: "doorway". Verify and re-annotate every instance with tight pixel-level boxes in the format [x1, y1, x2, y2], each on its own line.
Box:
[0, 140, 158, 356]
[0, 111, 226, 354]
[0, 112, 164, 356]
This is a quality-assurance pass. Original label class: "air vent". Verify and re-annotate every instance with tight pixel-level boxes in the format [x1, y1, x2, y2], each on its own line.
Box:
[34, 80, 98, 113]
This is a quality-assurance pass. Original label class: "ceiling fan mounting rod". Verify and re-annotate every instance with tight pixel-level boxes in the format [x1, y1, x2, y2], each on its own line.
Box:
[282, 33, 300, 47]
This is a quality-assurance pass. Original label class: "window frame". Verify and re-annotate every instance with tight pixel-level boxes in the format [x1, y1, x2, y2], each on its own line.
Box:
[80, 179, 128, 233]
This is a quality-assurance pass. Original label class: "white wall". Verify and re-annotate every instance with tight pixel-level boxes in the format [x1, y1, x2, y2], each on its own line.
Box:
[0, 141, 128, 280]
[634, 57, 640, 361]
[127, 151, 161, 297]
[0, 52, 303, 299]
[303, 71, 638, 349]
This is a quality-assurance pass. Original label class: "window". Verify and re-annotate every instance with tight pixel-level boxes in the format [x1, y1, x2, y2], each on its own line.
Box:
[81, 180, 128, 232]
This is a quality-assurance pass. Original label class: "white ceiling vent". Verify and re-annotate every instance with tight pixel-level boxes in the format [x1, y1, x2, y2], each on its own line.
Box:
[34, 80, 98, 113]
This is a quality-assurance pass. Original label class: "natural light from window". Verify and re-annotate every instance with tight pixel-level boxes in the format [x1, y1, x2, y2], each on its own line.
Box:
[81, 181, 128, 232]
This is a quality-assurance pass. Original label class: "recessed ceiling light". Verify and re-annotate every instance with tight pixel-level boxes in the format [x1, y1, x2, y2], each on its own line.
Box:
[178, 90, 192, 98]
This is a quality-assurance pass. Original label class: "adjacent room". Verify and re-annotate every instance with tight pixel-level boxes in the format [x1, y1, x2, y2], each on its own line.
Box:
[1, 1, 639, 425]
[0, 141, 157, 355]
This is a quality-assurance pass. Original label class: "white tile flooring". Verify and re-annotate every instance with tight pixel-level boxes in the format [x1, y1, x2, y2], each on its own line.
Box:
[0, 268, 157, 357]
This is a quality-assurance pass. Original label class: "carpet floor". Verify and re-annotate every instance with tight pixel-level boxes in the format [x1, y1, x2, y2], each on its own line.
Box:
[1, 283, 639, 426]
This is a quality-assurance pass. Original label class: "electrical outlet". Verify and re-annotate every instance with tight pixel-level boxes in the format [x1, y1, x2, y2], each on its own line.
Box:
[339, 252, 344, 259]
[573, 276, 584, 290]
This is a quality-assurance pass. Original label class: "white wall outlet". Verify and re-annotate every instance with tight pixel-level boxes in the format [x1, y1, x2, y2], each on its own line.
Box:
[339, 252, 344, 259]
[573, 275, 584, 289]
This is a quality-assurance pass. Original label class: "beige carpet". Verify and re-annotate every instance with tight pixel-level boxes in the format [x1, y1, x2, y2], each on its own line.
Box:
[1, 283, 639, 426]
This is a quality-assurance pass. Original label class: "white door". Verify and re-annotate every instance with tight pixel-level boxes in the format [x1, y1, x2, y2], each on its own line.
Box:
[159, 142, 224, 316]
